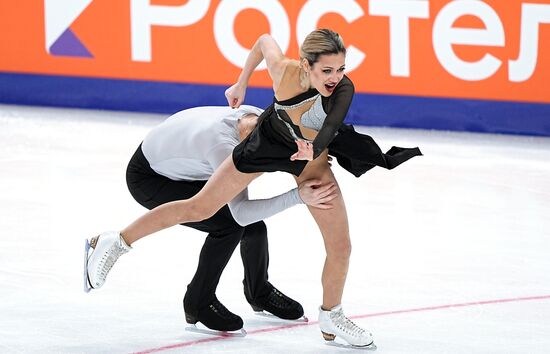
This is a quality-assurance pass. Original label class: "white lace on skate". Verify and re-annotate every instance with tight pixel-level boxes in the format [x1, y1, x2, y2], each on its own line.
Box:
[319, 305, 375, 348]
[86, 231, 131, 289]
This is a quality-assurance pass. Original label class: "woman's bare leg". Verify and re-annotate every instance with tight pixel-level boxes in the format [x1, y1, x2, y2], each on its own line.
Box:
[295, 151, 351, 309]
[121, 156, 262, 245]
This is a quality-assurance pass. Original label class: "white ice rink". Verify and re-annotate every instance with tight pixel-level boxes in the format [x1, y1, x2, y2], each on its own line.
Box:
[1, 104, 549, 354]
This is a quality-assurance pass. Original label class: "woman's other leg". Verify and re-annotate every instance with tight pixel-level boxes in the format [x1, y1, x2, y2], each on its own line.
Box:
[295, 151, 351, 310]
[295, 152, 375, 347]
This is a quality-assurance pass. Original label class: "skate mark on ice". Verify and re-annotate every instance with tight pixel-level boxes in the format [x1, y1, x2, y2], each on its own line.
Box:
[133, 294, 550, 354]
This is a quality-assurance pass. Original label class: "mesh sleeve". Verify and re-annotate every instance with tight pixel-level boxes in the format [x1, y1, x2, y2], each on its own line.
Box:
[311, 76, 354, 159]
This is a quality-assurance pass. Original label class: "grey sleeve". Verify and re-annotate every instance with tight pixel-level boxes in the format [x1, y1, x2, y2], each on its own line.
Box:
[228, 188, 302, 226]
[206, 143, 304, 226]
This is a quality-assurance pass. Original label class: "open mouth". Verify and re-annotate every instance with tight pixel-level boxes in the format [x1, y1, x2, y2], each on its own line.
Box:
[325, 83, 336, 92]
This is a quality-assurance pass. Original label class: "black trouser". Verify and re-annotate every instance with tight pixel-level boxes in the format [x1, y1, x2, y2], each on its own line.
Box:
[126, 145, 270, 316]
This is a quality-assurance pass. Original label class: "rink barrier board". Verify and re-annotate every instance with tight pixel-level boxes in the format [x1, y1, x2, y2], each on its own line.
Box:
[1, 72, 549, 137]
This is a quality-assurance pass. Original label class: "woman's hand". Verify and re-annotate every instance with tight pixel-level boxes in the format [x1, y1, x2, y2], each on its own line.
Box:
[290, 139, 314, 161]
[225, 83, 246, 108]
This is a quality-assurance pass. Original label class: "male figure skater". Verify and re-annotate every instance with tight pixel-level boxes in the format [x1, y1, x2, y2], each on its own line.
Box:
[89, 105, 337, 335]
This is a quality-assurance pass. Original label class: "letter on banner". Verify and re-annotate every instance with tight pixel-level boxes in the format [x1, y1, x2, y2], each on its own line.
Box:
[214, 0, 290, 70]
[509, 4, 550, 82]
[297, 0, 366, 73]
[369, 0, 429, 77]
[131, 0, 210, 62]
[44, 0, 93, 54]
[433, 0, 504, 81]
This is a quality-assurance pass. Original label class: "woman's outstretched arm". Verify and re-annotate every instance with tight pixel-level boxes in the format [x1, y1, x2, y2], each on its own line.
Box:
[225, 34, 287, 108]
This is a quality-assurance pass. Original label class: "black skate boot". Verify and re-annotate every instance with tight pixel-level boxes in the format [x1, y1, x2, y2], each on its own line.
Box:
[244, 281, 306, 321]
[184, 296, 245, 336]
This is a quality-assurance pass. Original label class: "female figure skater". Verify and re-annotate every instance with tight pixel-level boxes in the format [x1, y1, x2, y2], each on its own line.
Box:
[87, 29, 420, 348]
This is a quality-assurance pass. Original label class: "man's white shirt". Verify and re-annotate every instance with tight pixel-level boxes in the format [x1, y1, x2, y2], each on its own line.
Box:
[141, 105, 302, 226]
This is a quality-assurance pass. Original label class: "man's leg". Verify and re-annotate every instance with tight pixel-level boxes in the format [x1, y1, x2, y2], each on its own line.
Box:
[240, 221, 269, 300]
[126, 145, 245, 331]
[240, 221, 304, 320]
[186, 233, 243, 311]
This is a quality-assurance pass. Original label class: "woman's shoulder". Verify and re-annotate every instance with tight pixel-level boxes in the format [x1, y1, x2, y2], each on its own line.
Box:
[279, 59, 301, 80]
[339, 75, 354, 90]
[275, 59, 306, 99]
[283, 59, 300, 69]
[323, 75, 354, 109]
[331, 75, 354, 97]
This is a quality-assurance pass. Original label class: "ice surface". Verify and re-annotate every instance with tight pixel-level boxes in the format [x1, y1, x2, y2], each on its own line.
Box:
[1, 104, 549, 353]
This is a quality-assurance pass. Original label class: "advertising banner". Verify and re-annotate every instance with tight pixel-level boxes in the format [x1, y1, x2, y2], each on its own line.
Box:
[1, 0, 549, 135]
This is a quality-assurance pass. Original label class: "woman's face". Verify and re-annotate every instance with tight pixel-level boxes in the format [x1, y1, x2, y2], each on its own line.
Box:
[305, 52, 346, 97]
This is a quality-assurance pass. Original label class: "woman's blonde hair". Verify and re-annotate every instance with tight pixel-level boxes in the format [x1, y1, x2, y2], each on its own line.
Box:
[300, 29, 346, 66]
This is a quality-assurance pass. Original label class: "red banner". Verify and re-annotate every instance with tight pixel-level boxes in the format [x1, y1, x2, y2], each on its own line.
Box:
[1, 0, 549, 103]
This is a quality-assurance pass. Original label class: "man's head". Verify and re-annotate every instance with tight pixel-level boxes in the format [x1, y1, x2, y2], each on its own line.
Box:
[238, 112, 259, 141]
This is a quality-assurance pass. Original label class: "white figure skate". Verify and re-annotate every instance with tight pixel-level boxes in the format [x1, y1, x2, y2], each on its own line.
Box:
[84, 231, 131, 292]
[318, 305, 376, 350]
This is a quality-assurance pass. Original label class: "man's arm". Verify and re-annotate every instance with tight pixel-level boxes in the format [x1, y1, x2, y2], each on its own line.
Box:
[207, 143, 337, 226]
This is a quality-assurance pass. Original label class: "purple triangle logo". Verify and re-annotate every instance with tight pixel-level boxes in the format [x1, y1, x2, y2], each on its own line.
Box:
[49, 28, 93, 58]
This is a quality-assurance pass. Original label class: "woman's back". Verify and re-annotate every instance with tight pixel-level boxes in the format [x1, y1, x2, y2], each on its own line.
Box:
[274, 60, 323, 141]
